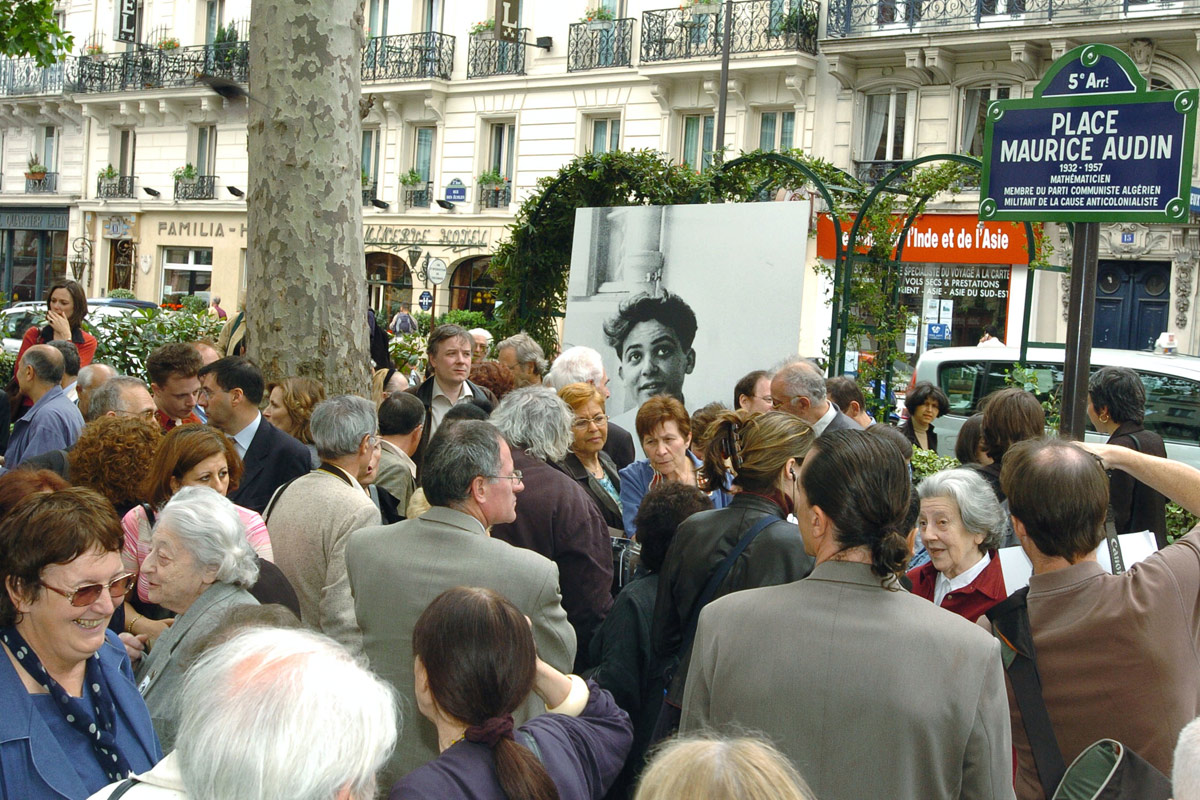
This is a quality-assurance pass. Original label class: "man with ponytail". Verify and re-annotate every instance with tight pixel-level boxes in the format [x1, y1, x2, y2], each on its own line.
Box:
[680, 429, 1014, 800]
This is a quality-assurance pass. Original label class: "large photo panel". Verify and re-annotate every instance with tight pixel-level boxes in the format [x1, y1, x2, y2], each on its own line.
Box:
[563, 202, 811, 434]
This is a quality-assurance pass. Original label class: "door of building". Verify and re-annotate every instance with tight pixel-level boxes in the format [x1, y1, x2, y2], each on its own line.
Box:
[1093, 260, 1170, 351]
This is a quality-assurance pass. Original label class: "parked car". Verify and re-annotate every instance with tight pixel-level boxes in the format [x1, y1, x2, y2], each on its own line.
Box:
[912, 345, 1200, 468]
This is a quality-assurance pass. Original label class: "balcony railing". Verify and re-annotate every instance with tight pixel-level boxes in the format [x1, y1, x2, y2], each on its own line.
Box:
[480, 183, 512, 208]
[363, 179, 379, 206]
[826, 0, 1199, 35]
[467, 30, 529, 78]
[641, 0, 819, 63]
[854, 159, 906, 184]
[363, 32, 455, 81]
[74, 42, 249, 93]
[403, 182, 433, 208]
[568, 18, 636, 71]
[0, 57, 75, 96]
[97, 176, 137, 199]
[174, 175, 217, 200]
[25, 173, 59, 193]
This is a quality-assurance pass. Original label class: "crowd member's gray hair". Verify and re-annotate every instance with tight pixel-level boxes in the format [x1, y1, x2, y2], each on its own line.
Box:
[77, 363, 116, 392]
[422, 420, 502, 508]
[156, 486, 259, 588]
[176, 627, 398, 800]
[491, 386, 573, 463]
[1174, 717, 1200, 800]
[497, 332, 548, 375]
[544, 345, 605, 392]
[47, 340, 80, 378]
[87, 376, 148, 421]
[21, 345, 64, 384]
[774, 360, 827, 403]
[917, 467, 1007, 550]
[311, 395, 376, 460]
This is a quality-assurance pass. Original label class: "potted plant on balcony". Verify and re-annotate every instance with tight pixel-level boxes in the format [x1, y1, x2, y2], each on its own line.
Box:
[173, 163, 198, 186]
[157, 36, 180, 51]
[681, 0, 721, 15]
[84, 42, 107, 61]
[478, 168, 505, 191]
[399, 169, 425, 187]
[25, 154, 47, 180]
[470, 19, 496, 40]
[582, 6, 617, 30]
[97, 163, 119, 191]
[772, 4, 819, 44]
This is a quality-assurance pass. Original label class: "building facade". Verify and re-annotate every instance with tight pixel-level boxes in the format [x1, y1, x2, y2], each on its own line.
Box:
[0, 0, 1197, 355]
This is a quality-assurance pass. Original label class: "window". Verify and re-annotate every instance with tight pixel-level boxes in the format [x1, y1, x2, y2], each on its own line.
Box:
[205, 0, 224, 44]
[424, 0, 443, 31]
[861, 91, 907, 162]
[161, 248, 213, 306]
[195, 125, 217, 175]
[362, 128, 381, 182]
[682, 114, 715, 171]
[960, 85, 1010, 156]
[118, 130, 136, 176]
[414, 127, 435, 182]
[367, 0, 388, 37]
[450, 258, 497, 317]
[980, 0, 1024, 14]
[590, 117, 621, 154]
[489, 122, 516, 180]
[42, 126, 58, 172]
[759, 110, 795, 152]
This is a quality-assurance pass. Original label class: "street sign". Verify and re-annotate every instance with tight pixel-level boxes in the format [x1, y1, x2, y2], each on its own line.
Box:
[1192, 185, 1200, 213]
[115, 0, 138, 44]
[418, 291, 434, 312]
[445, 178, 467, 203]
[493, 0, 520, 43]
[426, 258, 448, 285]
[980, 44, 1197, 223]
[927, 323, 951, 342]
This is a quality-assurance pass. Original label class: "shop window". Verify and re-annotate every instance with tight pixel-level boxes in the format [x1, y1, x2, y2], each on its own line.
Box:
[681, 113, 715, 171]
[960, 85, 1010, 157]
[162, 247, 213, 307]
[589, 117, 621, 154]
[759, 110, 795, 152]
[861, 90, 908, 163]
[449, 258, 496, 318]
[366, 251, 412, 315]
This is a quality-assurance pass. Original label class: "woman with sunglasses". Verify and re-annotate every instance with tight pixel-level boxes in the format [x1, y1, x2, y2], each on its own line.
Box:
[134, 486, 260, 751]
[0, 487, 162, 799]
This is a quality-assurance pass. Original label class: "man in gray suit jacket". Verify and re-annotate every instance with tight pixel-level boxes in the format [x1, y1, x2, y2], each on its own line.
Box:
[346, 419, 576, 785]
[770, 359, 861, 435]
[681, 429, 1013, 800]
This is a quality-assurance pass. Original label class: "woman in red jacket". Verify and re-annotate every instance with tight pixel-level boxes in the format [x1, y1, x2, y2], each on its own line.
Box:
[907, 467, 1007, 622]
[16, 279, 97, 365]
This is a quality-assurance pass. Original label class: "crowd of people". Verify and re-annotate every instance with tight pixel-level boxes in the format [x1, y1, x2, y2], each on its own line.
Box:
[0, 279, 1198, 800]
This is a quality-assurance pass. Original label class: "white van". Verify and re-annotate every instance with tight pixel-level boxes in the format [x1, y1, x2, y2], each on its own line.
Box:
[911, 345, 1200, 468]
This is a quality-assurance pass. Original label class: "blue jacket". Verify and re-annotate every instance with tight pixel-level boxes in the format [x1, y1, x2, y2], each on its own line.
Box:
[0, 630, 162, 799]
[4, 385, 84, 469]
[618, 453, 732, 537]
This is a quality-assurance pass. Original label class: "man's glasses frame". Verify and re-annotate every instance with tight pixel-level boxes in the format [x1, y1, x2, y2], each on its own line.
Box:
[486, 470, 524, 483]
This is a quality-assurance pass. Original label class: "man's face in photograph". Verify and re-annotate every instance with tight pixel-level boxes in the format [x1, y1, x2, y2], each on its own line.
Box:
[617, 319, 695, 407]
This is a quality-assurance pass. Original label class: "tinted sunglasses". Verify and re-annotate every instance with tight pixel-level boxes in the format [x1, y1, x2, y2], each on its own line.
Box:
[42, 572, 136, 607]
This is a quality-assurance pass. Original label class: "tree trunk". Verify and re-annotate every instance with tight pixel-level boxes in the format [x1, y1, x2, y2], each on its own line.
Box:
[246, 0, 371, 396]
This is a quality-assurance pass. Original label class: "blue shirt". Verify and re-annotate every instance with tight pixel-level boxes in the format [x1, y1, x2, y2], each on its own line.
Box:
[5, 384, 84, 469]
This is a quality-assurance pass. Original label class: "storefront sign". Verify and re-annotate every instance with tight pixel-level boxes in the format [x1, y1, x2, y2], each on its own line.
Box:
[426, 258, 448, 285]
[981, 44, 1197, 222]
[901, 264, 1010, 300]
[115, 0, 138, 43]
[364, 225, 490, 250]
[102, 215, 136, 239]
[156, 220, 247, 238]
[493, 0, 520, 43]
[0, 209, 68, 230]
[816, 214, 1028, 265]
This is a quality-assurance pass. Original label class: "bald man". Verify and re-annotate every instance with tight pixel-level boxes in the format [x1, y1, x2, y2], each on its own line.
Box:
[5, 344, 85, 468]
[76, 362, 117, 419]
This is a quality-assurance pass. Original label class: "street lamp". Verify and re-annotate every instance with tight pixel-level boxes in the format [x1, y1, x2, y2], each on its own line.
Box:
[406, 245, 432, 282]
[70, 237, 93, 285]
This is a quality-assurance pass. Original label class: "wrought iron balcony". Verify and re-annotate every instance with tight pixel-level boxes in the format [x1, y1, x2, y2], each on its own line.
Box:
[467, 30, 529, 78]
[480, 183, 512, 209]
[363, 32, 455, 81]
[0, 57, 75, 96]
[568, 18, 636, 71]
[825, 0, 1199, 36]
[362, 179, 379, 206]
[74, 42, 249, 93]
[403, 182, 433, 209]
[641, 0, 818, 63]
[25, 173, 59, 193]
[854, 159, 907, 184]
[175, 175, 217, 200]
[97, 176, 137, 199]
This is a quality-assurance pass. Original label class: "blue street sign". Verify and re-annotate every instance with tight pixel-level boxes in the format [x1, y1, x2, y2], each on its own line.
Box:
[445, 178, 467, 203]
[927, 324, 951, 342]
[981, 44, 1197, 223]
[418, 291, 433, 312]
[1192, 185, 1200, 213]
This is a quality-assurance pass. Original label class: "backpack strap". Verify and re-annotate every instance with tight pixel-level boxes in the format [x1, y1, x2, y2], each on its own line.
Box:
[140, 503, 156, 526]
[986, 587, 1067, 798]
[262, 474, 305, 524]
[106, 777, 142, 799]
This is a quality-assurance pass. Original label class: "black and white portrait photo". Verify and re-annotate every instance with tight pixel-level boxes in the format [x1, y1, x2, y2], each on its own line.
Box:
[563, 202, 812, 431]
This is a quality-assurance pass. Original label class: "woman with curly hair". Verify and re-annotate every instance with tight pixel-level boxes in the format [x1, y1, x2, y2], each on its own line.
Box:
[69, 415, 161, 518]
[469, 360, 515, 402]
[264, 376, 325, 467]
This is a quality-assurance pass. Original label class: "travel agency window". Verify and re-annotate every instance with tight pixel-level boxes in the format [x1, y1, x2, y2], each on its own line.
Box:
[162, 247, 213, 307]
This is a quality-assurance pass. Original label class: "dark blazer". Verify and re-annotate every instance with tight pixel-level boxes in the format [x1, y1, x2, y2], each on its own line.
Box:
[1108, 421, 1169, 547]
[227, 417, 312, 514]
[899, 419, 938, 452]
[604, 421, 637, 470]
[823, 404, 862, 435]
[557, 450, 623, 531]
[405, 377, 499, 478]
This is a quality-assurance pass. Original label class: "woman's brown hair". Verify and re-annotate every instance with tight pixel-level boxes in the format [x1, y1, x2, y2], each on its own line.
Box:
[141, 424, 244, 507]
[69, 416, 161, 514]
[413, 587, 558, 800]
[981, 387, 1045, 462]
[46, 279, 88, 330]
[557, 381, 605, 412]
[702, 410, 814, 495]
[0, 468, 70, 519]
[265, 377, 325, 445]
[635, 395, 690, 442]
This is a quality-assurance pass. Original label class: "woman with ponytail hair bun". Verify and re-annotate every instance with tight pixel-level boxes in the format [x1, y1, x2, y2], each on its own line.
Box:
[392, 586, 633, 800]
[679, 428, 1014, 800]
[650, 410, 816, 738]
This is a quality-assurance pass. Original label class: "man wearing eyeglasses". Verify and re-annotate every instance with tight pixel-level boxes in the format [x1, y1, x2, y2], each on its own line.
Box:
[771, 360, 861, 437]
[347, 419, 576, 784]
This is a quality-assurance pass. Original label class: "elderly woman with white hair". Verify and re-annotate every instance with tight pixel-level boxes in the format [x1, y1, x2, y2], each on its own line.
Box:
[490, 386, 614, 671]
[906, 468, 1008, 622]
[134, 486, 260, 750]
